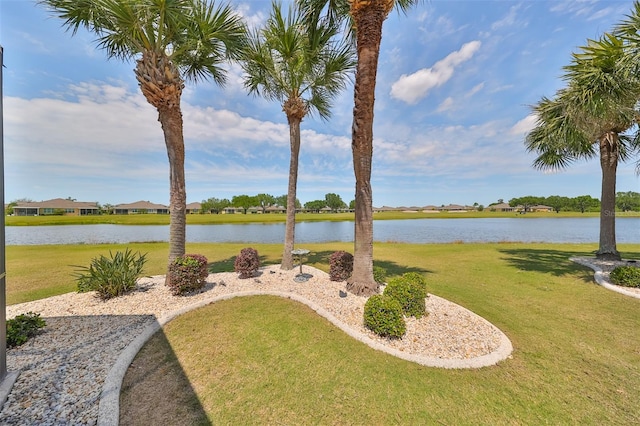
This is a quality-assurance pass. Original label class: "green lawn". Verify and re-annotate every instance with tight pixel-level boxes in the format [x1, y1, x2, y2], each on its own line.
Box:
[6, 242, 640, 424]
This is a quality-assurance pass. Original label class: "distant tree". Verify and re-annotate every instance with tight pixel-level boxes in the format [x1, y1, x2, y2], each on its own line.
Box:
[616, 191, 640, 211]
[304, 200, 326, 212]
[255, 193, 276, 213]
[349, 199, 355, 210]
[65, 196, 77, 201]
[509, 196, 545, 213]
[497, 199, 504, 204]
[232, 195, 257, 214]
[571, 195, 600, 213]
[544, 195, 571, 213]
[200, 198, 215, 214]
[325, 193, 347, 211]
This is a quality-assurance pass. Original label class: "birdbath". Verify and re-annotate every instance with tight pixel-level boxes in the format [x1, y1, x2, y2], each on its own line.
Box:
[291, 248, 312, 282]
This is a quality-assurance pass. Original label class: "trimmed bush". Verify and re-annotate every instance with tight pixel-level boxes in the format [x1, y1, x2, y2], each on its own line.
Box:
[234, 247, 260, 279]
[74, 249, 147, 300]
[7, 312, 46, 348]
[610, 265, 640, 288]
[363, 294, 406, 338]
[329, 251, 353, 281]
[373, 265, 387, 285]
[384, 272, 428, 319]
[167, 254, 209, 295]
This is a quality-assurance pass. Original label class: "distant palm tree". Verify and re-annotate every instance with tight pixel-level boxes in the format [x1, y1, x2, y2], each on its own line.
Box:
[39, 0, 246, 277]
[526, 33, 640, 260]
[299, 0, 423, 295]
[242, 1, 355, 270]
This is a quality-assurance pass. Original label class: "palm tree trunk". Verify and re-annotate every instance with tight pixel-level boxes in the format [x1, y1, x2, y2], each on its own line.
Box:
[346, 3, 388, 296]
[281, 115, 302, 270]
[596, 135, 620, 260]
[159, 105, 187, 270]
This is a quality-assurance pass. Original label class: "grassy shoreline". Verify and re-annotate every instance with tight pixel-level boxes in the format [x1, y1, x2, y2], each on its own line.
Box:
[7, 210, 639, 226]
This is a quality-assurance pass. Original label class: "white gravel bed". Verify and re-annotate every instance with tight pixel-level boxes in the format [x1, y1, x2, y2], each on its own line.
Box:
[571, 256, 640, 298]
[3, 265, 512, 425]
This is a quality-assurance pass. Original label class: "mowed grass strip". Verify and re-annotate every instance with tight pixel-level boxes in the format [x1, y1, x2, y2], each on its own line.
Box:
[117, 243, 640, 424]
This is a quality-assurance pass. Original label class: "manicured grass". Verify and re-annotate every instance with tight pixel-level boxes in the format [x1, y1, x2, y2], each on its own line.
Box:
[6, 209, 628, 226]
[115, 242, 640, 424]
[7, 242, 636, 424]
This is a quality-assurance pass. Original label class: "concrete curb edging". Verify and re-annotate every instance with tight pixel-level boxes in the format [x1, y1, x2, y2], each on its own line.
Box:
[98, 290, 513, 426]
[570, 257, 640, 300]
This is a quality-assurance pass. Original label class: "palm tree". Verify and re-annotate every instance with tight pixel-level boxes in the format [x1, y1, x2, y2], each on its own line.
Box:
[39, 0, 246, 277]
[526, 33, 640, 260]
[299, 0, 423, 295]
[242, 1, 355, 270]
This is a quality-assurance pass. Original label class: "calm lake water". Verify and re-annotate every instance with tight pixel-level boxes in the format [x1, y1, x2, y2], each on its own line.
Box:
[4, 217, 640, 245]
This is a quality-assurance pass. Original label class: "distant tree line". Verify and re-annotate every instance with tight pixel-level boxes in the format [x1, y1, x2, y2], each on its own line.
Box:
[502, 192, 640, 213]
[199, 192, 349, 214]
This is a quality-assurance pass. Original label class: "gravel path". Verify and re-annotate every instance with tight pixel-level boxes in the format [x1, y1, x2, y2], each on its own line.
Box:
[3, 265, 513, 425]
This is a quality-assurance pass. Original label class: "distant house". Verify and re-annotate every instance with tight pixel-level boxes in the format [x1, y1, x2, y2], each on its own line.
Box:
[113, 201, 169, 215]
[531, 205, 553, 213]
[438, 204, 468, 212]
[186, 202, 202, 214]
[490, 202, 518, 212]
[222, 206, 244, 214]
[12, 198, 100, 216]
[265, 205, 286, 213]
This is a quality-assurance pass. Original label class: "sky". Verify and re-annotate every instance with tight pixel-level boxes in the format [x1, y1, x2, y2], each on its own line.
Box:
[1, 0, 640, 208]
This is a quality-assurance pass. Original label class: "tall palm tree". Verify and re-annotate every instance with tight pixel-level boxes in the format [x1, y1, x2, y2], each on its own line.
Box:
[39, 0, 247, 278]
[299, 0, 422, 296]
[526, 33, 640, 260]
[242, 1, 355, 270]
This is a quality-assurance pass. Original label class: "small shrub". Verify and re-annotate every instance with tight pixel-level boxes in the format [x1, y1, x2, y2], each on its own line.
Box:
[7, 312, 46, 348]
[610, 265, 640, 288]
[74, 249, 147, 300]
[363, 294, 406, 338]
[234, 247, 260, 279]
[373, 265, 387, 284]
[384, 272, 428, 319]
[167, 254, 209, 295]
[329, 251, 353, 281]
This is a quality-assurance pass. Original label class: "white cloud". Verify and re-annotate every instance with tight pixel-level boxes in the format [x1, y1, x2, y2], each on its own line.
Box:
[390, 41, 482, 105]
[510, 114, 537, 135]
[437, 97, 455, 112]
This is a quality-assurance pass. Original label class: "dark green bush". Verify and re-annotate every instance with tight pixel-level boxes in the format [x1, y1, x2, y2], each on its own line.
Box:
[167, 254, 209, 295]
[329, 251, 353, 281]
[610, 265, 640, 288]
[74, 249, 147, 300]
[7, 312, 46, 348]
[373, 265, 387, 284]
[234, 247, 260, 279]
[383, 272, 428, 319]
[363, 294, 406, 338]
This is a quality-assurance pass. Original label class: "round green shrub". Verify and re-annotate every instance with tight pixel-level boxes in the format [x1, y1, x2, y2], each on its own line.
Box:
[363, 294, 406, 338]
[609, 265, 640, 288]
[383, 272, 428, 319]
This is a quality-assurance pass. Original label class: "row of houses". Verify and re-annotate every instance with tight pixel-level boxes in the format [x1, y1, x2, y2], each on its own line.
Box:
[8, 198, 554, 217]
[372, 203, 553, 213]
[8, 198, 334, 216]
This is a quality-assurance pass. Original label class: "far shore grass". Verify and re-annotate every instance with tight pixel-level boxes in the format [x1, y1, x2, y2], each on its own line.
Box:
[7, 242, 640, 424]
[7, 209, 639, 226]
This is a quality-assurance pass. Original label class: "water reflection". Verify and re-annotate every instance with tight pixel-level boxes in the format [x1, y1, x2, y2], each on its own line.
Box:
[4, 217, 640, 245]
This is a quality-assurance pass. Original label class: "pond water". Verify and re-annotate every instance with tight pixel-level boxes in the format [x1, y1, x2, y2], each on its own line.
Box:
[4, 217, 640, 245]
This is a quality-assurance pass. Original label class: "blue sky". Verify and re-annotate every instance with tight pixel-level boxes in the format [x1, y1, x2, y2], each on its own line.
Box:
[1, 0, 639, 208]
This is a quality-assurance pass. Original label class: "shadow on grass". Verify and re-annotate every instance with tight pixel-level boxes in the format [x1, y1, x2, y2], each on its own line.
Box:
[498, 247, 594, 281]
[208, 250, 432, 278]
